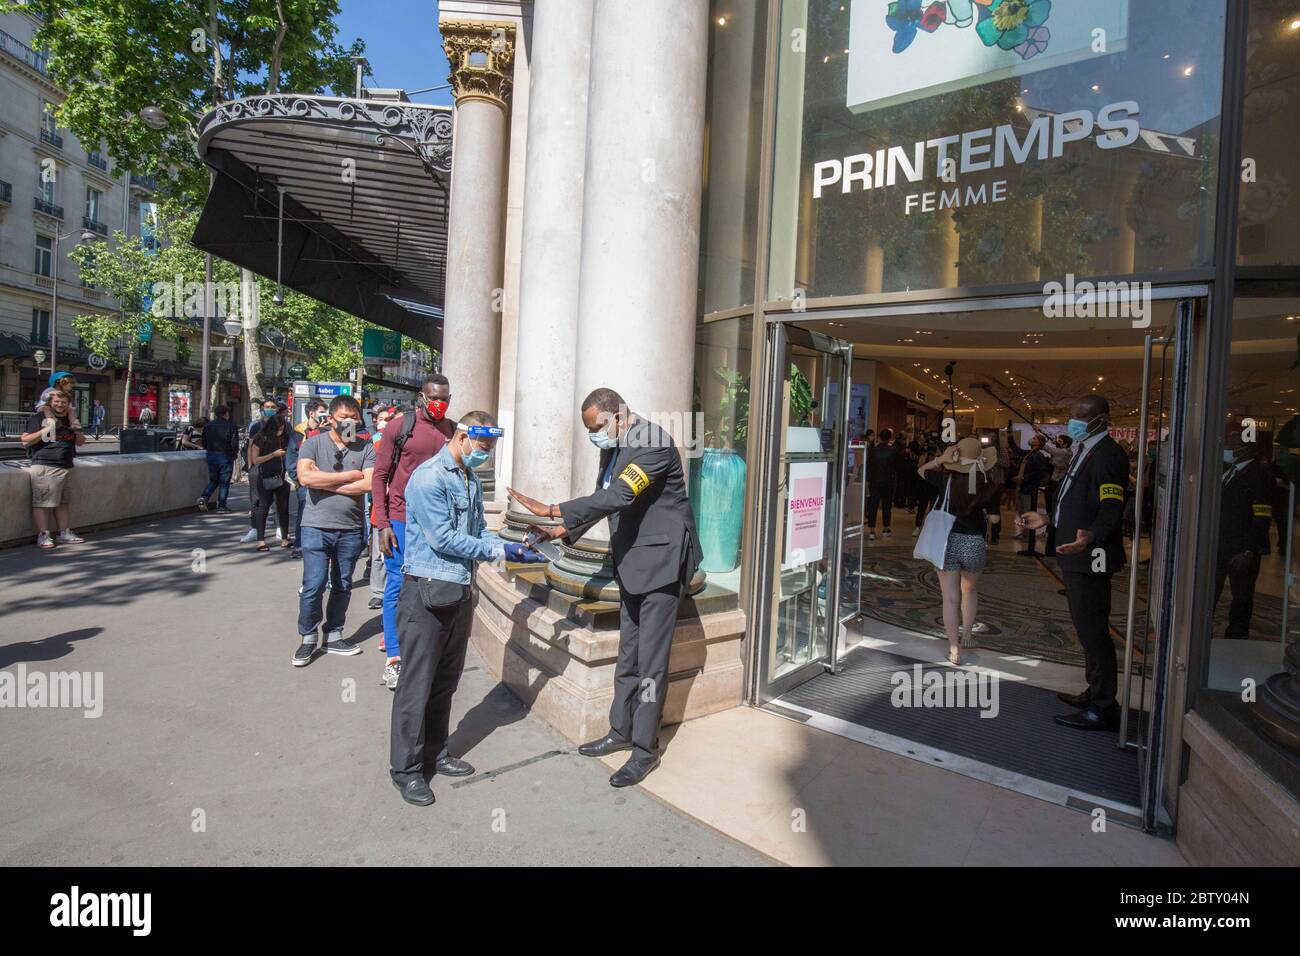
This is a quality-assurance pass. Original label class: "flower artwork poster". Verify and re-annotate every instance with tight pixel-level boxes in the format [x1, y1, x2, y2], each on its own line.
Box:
[847, 0, 1130, 114]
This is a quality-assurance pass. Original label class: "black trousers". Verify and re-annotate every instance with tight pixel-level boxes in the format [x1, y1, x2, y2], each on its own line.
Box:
[610, 578, 686, 763]
[866, 481, 895, 530]
[389, 576, 473, 783]
[253, 480, 289, 541]
[1212, 553, 1261, 639]
[1061, 570, 1118, 710]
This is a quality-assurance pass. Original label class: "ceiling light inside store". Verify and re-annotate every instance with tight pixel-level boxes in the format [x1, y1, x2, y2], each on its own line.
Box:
[1290, 18, 1300, 30]
[1183, 65, 1194, 76]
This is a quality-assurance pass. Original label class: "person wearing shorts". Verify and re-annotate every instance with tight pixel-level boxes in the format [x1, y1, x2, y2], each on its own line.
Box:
[917, 436, 1002, 664]
[20, 387, 86, 549]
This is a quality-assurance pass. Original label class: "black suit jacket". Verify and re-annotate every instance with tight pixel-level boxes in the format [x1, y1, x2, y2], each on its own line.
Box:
[559, 416, 702, 595]
[1217, 458, 1272, 559]
[1053, 434, 1129, 575]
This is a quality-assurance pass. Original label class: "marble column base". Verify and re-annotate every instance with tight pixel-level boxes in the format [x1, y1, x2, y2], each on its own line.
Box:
[544, 534, 707, 602]
[1251, 642, 1300, 754]
[470, 562, 746, 745]
[500, 505, 564, 544]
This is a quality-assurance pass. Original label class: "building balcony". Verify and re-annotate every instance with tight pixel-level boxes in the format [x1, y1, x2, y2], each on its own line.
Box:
[83, 215, 108, 236]
[0, 29, 49, 76]
[88, 151, 108, 172]
[34, 197, 63, 220]
[39, 127, 63, 150]
[131, 174, 157, 192]
[0, 180, 11, 205]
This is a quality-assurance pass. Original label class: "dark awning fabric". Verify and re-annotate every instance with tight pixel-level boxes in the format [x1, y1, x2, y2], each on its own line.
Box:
[192, 94, 452, 351]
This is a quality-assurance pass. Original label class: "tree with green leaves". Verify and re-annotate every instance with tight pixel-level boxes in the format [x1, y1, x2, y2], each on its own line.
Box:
[11, 0, 363, 203]
[68, 200, 429, 419]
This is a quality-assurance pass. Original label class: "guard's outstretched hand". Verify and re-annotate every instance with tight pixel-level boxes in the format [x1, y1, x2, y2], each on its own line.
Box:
[507, 486, 549, 517]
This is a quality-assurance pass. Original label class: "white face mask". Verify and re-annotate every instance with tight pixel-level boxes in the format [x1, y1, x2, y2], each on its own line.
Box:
[588, 417, 618, 450]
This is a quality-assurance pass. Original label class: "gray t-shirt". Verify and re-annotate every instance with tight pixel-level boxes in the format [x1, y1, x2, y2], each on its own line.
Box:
[299, 431, 376, 530]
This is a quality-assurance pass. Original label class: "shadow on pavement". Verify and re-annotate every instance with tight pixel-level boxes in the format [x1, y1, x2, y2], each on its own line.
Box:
[0, 627, 103, 668]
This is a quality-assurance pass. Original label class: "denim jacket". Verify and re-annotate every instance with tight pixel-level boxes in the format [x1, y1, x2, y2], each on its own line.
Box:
[402, 444, 504, 583]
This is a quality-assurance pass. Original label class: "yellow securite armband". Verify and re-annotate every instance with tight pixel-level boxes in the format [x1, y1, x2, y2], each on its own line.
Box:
[1253, 503, 1273, 518]
[1099, 483, 1124, 502]
[618, 463, 650, 496]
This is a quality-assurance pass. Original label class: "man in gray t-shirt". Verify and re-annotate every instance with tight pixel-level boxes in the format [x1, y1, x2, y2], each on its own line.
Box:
[291, 396, 377, 666]
[299, 429, 375, 530]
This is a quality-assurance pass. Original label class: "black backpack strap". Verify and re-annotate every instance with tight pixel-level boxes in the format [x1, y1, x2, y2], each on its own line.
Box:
[387, 411, 419, 481]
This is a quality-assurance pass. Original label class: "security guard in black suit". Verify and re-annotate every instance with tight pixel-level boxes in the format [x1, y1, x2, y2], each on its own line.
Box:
[1018, 395, 1129, 732]
[1214, 422, 1272, 638]
[508, 387, 701, 787]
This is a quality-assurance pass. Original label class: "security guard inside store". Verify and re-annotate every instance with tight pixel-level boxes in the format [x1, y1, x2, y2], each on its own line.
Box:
[1017, 394, 1130, 733]
[1214, 421, 1273, 639]
[508, 387, 701, 788]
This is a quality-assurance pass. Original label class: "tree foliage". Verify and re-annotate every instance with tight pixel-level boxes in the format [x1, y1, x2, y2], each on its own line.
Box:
[11, 0, 364, 203]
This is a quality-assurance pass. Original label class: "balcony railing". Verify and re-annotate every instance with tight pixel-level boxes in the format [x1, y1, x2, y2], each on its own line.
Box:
[0, 29, 48, 75]
[83, 215, 107, 236]
[88, 151, 108, 171]
[39, 127, 63, 150]
[0, 180, 11, 205]
[131, 173, 158, 192]
[34, 197, 62, 219]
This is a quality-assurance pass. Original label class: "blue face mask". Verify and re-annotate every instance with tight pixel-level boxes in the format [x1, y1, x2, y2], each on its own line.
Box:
[464, 446, 490, 468]
[1223, 449, 1236, 464]
[1066, 417, 1093, 442]
[262, 407, 277, 418]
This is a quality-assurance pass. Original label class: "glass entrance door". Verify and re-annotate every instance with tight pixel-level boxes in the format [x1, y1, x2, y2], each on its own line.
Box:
[756, 322, 852, 699]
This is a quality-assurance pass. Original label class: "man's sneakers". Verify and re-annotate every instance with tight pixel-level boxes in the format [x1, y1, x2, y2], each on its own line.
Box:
[867, 531, 876, 541]
[215, 506, 233, 514]
[38, 530, 84, 548]
[382, 659, 401, 690]
[912, 526, 921, 538]
[882, 528, 893, 538]
[197, 496, 209, 513]
[292, 639, 317, 667]
[368, 596, 383, 610]
[323, 631, 361, 656]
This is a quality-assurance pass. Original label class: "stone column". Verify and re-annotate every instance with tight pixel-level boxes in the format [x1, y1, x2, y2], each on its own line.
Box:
[568, 0, 710, 504]
[502, 0, 595, 538]
[439, 20, 515, 417]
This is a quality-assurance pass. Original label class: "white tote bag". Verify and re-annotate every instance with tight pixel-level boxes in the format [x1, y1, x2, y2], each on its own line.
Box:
[912, 476, 956, 569]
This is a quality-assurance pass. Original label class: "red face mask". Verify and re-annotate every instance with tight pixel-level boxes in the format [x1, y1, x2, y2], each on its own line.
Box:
[425, 398, 449, 421]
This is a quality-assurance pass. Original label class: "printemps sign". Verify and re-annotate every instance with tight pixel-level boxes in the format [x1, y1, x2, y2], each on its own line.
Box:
[812, 99, 1141, 215]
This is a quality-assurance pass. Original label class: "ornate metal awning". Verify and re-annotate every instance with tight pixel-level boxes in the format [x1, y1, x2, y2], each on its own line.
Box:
[193, 93, 452, 349]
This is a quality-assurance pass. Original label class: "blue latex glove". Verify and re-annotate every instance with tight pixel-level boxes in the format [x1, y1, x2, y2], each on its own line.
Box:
[503, 542, 547, 564]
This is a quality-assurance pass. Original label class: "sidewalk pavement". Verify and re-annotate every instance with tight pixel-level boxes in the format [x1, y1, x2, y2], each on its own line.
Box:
[0, 487, 767, 866]
[0, 489, 1186, 866]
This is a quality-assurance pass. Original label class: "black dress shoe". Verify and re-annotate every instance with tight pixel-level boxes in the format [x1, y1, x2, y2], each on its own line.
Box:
[609, 755, 660, 788]
[434, 755, 475, 777]
[1056, 690, 1091, 707]
[1053, 705, 1120, 731]
[578, 730, 633, 757]
[392, 776, 435, 806]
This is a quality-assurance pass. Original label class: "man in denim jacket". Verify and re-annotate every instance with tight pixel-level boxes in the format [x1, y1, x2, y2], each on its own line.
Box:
[388, 410, 545, 807]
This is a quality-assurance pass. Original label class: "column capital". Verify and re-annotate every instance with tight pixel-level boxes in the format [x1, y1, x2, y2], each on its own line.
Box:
[441, 19, 516, 109]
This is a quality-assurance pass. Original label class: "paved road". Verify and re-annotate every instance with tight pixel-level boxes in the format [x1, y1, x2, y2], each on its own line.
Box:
[0, 487, 768, 866]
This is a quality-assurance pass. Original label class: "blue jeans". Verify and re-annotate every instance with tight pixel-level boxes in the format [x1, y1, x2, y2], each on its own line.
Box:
[381, 519, 407, 659]
[298, 526, 366, 638]
[291, 483, 307, 544]
[202, 453, 233, 508]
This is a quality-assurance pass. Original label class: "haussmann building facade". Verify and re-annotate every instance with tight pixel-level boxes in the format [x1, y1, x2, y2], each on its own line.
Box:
[196, 0, 1300, 864]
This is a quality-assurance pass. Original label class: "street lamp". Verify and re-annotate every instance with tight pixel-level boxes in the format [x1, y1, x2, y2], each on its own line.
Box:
[138, 105, 168, 130]
[46, 228, 98, 377]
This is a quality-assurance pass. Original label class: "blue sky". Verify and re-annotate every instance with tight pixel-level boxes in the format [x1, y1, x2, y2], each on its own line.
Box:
[335, 0, 453, 106]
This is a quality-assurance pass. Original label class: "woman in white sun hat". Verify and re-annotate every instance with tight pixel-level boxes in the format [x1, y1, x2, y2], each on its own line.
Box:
[917, 436, 1002, 664]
